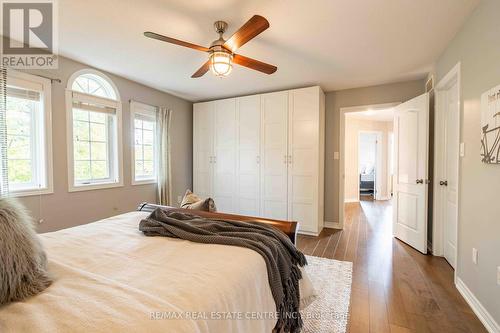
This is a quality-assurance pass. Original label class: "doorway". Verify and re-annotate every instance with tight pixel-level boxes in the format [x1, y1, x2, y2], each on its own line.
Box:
[342, 108, 395, 209]
[358, 131, 381, 201]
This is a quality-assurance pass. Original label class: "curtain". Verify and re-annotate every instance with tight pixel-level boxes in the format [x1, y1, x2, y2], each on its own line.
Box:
[0, 67, 8, 197]
[156, 107, 172, 206]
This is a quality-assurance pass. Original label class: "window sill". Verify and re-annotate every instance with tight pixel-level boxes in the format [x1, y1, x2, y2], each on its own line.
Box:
[131, 179, 157, 186]
[69, 181, 124, 193]
[9, 188, 54, 198]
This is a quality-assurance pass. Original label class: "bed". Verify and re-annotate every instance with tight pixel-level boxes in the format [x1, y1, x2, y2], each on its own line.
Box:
[359, 169, 375, 196]
[0, 205, 299, 333]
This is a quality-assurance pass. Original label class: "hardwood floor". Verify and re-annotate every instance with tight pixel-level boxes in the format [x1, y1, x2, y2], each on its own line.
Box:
[296, 200, 487, 333]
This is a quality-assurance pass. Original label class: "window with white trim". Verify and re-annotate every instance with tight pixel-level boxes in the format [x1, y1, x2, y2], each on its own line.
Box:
[67, 70, 122, 191]
[130, 101, 157, 184]
[6, 71, 53, 196]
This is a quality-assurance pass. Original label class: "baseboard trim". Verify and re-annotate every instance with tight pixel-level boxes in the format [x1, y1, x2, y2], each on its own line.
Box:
[345, 199, 359, 203]
[297, 230, 320, 237]
[324, 221, 342, 229]
[455, 277, 500, 333]
[377, 196, 392, 201]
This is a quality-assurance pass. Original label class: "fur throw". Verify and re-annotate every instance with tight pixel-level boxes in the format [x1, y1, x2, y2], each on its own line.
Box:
[0, 198, 52, 306]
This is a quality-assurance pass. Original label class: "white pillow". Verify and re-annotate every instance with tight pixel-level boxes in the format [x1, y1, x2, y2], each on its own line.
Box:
[299, 266, 317, 309]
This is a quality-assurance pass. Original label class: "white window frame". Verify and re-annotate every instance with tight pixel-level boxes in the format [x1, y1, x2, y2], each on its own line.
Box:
[66, 69, 123, 192]
[6, 69, 53, 197]
[130, 100, 158, 185]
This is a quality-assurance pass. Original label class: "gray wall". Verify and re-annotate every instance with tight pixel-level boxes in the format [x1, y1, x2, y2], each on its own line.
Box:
[18, 56, 192, 233]
[324, 79, 425, 222]
[435, 0, 500, 323]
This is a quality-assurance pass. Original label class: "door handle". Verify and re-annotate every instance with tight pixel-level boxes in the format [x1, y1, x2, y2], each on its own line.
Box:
[416, 179, 424, 184]
[439, 180, 448, 186]
[256, 156, 260, 164]
[284, 155, 287, 164]
[288, 155, 292, 164]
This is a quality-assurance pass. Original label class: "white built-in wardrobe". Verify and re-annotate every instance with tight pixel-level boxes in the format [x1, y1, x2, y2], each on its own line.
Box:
[193, 86, 325, 235]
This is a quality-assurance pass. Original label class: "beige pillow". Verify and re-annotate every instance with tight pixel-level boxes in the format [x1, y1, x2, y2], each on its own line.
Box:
[180, 190, 217, 212]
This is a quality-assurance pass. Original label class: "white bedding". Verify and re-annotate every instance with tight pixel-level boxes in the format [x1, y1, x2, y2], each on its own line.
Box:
[0, 212, 278, 333]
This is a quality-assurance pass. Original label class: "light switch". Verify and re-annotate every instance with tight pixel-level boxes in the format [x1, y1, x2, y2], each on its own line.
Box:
[334, 152, 340, 160]
[460, 142, 465, 157]
[472, 248, 478, 265]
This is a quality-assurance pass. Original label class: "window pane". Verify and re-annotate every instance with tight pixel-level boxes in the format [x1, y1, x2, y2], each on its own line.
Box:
[134, 128, 143, 145]
[143, 120, 154, 131]
[134, 119, 142, 129]
[89, 111, 106, 124]
[143, 145, 153, 161]
[72, 74, 117, 100]
[6, 109, 31, 135]
[8, 160, 32, 184]
[143, 129, 153, 145]
[90, 123, 106, 142]
[143, 160, 154, 176]
[91, 142, 107, 161]
[135, 144, 143, 161]
[135, 161, 144, 177]
[74, 120, 90, 141]
[73, 108, 89, 121]
[7, 135, 31, 159]
[75, 161, 91, 181]
[91, 161, 108, 179]
[74, 141, 90, 160]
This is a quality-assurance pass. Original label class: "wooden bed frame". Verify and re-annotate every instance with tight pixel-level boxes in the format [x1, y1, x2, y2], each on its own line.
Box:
[137, 203, 298, 245]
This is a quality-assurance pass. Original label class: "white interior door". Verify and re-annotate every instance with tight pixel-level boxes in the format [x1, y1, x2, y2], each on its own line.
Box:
[261, 91, 288, 220]
[193, 102, 214, 200]
[236, 95, 261, 216]
[443, 82, 460, 268]
[213, 98, 236, 213]
[288, 88, 319, 232]
[393, 93, 430, 254]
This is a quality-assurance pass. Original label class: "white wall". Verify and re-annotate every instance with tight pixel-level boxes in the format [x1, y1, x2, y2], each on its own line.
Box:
[344, 117, 393, 201]
[435, 0, 500, 327]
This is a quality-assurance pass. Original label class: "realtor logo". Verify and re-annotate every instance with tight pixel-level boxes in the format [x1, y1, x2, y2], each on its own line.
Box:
[1, 0, 58, 68]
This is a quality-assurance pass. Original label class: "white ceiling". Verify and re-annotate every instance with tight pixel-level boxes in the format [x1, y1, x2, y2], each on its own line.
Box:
[58, 0, 479, 102]
[347, 108, 394, 122]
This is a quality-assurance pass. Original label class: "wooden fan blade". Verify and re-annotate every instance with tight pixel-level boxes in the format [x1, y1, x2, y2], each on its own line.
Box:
[223, 15, 269, 52]
[144, 32, 209, 52]
[233, 54, 277, 75]
[191, 61, 210, 78]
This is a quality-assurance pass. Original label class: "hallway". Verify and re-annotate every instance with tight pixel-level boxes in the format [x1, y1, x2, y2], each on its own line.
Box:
[296, 200, 486, 333]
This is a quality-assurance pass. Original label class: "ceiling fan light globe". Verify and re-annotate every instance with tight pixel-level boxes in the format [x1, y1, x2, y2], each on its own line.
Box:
[210, 51, 233, 77]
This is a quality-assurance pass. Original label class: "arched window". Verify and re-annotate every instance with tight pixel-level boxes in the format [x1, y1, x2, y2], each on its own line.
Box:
[71, 72, 117, 100]
[66, 69, 123, 191]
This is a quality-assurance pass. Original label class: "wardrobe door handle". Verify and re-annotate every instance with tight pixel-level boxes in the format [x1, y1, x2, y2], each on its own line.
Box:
[284, 155, 287, 164]
[416, 179, 424, 184]
[439, 180, 448, 186]
[256, 156, 260, 164]
[288, 155, 292, 164]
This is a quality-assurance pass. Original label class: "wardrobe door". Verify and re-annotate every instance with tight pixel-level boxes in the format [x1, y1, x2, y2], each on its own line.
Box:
[193, 102, 215, 200]
[261, 91, 289, 220]
[235, 95, 261, 216]
[213, 98, 237, 213]
[288, 87, 320, 233]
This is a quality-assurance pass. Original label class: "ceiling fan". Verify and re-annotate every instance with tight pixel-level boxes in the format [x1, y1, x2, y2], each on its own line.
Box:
[144, 15, 277, 78]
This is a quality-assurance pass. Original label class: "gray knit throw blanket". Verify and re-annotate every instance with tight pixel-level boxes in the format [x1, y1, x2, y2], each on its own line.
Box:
[139, 208, 307, 333]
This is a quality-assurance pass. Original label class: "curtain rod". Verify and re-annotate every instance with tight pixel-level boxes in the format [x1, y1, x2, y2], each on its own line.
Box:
[33, 73, 61, 84]
[5, 68, 62, 83]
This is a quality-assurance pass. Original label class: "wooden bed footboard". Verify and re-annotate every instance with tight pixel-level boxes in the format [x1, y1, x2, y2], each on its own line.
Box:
[137, 203, 298, 245]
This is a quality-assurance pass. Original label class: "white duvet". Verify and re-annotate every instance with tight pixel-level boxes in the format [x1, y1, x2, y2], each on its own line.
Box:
[0, 212, 279, 333]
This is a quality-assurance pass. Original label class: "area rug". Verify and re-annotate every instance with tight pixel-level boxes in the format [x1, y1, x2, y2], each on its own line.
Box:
[301, 255, 353, 333]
